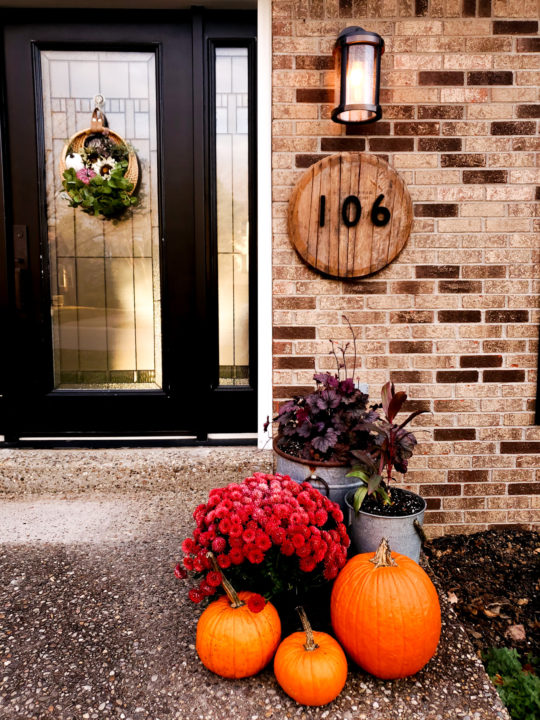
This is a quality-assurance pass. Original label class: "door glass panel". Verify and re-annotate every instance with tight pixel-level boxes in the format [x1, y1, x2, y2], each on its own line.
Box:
[40, 50, 162, 389]
[215, 47, 250, 387]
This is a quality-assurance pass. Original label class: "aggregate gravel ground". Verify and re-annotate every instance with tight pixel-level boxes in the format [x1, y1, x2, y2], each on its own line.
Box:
[0, 448, 509, 720]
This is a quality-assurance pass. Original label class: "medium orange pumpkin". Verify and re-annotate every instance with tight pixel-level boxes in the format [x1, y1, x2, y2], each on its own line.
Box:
[274, 607, 347, 706]
[195, 555, 281, 679]
[331, 538, 441, 679]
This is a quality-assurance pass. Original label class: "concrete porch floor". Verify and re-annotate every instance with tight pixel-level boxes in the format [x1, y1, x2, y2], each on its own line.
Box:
[0, 447, 508, 720]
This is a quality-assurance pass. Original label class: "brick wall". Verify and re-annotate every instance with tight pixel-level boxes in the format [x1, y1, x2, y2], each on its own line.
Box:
[271, 0, 539, 536]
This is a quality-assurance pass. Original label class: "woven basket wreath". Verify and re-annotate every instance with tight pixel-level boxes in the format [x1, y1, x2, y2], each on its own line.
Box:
[60, 108, 139, 220]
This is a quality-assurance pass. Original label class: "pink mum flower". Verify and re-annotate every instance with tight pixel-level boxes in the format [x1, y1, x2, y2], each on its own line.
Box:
[76, 167, 96, 184]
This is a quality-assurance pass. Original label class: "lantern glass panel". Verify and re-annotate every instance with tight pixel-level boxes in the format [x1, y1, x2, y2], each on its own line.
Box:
[343, 43, 377, 123]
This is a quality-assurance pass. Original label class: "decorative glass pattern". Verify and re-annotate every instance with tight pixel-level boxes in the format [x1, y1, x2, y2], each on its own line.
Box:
[40, 50, 162, 389]
[215, 47, 250, 387]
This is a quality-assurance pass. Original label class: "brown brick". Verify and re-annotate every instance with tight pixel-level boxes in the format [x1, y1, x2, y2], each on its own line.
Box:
[416, 265, 460, 278]
[390, 371, 430, 383]
[508, 483, 540, 495]
[467, 71, 513, 86]
[462, 265, 505, 278]
[448, 470, 489, 483]
[394, 122, 440, 136]
[426, 498, 441, 510]
[418, 138, 462, 152]
[463, 170, 507, 183]
[491, 121, 536, 136]
[296, 88, 333, 103]
[392, 281, 435, 294]
[274, 356, 316, 370]
[343, 281, 387, 295]
[390, 310, 434, 324]
[493, 21, 538, 35]
[438, 310, 481, 323]
[435, 400, 478, 412]
[439, 280, 482, 293]
[517, 38, 540, 52]
[516, 105, 540, 119]
[403, 399, 431, 412]
[345, 122, 391, 136]
[415, 0, 428, 15]
[441, 153, 486, 167]
[321, 137, 366, 151]
[478, 0, 491, 17]
[460, 355, 502, 368]
[273, 326, 316, 339]
[434, 428, 476, 441]
[463, 0, 476, 16]
[274, 297, 317, 310]
[418, 105, 464, 119]
[295, 154, 329, 168]
[501, 442, 540, 454]
[339, 0, 352, 16]
[418, 72, 464, 86]
[274, 386, 316, 399]
[486, 310, 529, 323]
[414, 204, 458, 217]
[368, 138, 414, 152]
[295, 56, 334, 70]
[384, 106, 415, 119]
[389, 341, 433, 354]
[437, 370, 479, 383]
[422, 484, 463, 496]
[484, 369, 526, 382]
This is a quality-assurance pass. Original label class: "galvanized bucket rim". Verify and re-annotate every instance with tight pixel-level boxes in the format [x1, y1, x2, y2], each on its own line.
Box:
[273, 436, 350, 469]
[344, 487, 426, 520]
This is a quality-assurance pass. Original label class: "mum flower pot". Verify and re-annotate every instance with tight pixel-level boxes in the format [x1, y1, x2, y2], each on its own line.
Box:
[273, 437, 361, 513]
[344, 487, 426, 563]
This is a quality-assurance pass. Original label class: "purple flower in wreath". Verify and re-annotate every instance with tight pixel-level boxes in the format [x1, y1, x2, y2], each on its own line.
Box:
[76, 167, 97, 184]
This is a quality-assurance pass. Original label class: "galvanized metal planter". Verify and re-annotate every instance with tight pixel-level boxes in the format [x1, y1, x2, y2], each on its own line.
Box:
[344, 488, 426, 563]
[273, 438, 360, 513]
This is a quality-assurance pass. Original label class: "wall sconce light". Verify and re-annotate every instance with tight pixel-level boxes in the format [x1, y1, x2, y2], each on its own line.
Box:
[331, 26, 384, 125]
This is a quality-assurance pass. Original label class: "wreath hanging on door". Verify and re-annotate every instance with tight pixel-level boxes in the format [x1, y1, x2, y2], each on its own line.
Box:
[59, 106, 139, 220]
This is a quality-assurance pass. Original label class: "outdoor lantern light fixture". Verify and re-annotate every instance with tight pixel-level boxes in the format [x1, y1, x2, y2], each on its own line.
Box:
[331, 26, 384, 125]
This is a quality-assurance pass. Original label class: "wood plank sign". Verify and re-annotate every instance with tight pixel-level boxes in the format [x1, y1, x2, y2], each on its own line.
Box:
[288, 153, 413, 278]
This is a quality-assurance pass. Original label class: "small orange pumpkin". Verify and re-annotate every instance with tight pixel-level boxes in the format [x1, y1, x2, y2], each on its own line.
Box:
[195, 555, 281, 679]
[331, 538, 441, 679]
[274, 606, 347, 706]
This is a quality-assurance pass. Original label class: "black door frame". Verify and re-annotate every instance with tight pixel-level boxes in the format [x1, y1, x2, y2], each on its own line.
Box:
[0, 8, 257, 444]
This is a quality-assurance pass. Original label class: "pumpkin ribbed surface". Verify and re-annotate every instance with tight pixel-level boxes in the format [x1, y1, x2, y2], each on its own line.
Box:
[196, 591, 281, 679]
[274, 630, 347, 706]
[330, 548, 441, 679]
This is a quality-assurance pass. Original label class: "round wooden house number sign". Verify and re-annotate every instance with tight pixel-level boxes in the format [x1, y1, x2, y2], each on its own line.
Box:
[288, 153, 413, 278]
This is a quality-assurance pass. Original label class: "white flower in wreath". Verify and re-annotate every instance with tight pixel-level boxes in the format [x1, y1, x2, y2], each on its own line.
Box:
[92, 157, 117, 178]
[65, 152, 85, 172]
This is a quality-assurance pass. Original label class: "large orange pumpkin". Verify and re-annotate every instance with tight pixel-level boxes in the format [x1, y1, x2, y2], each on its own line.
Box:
[274, 607, 347, 706]
[331, 538, 441, 679]
[195, 556, 281, 679]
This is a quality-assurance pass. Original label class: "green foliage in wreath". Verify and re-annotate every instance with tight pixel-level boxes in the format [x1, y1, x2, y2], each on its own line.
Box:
[62, 159, 138, 220]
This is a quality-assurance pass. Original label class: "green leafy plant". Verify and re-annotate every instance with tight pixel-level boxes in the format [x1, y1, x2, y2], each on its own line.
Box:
[483, 647, 540, 720]
[62, 160, 138, 219]
[347, 381, 428, 512]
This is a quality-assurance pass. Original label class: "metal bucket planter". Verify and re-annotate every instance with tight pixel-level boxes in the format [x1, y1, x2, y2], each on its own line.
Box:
[273, 438, 360, 513]
[344, 488, 426, 563]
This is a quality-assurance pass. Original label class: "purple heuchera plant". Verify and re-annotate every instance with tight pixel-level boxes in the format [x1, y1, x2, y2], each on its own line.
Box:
[275, 318, 378, 462]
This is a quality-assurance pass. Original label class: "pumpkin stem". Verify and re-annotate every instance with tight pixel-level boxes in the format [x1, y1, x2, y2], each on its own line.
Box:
[296, 606, 319, 652]
[206, 552, 245, 609]
[370, 537, 398, 568]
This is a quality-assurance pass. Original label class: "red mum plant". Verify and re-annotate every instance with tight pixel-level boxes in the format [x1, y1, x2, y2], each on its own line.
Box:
[176, 473, 350, 604]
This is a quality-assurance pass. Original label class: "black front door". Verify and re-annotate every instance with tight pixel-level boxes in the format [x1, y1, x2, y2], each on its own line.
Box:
[0, 9, 257, 441]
